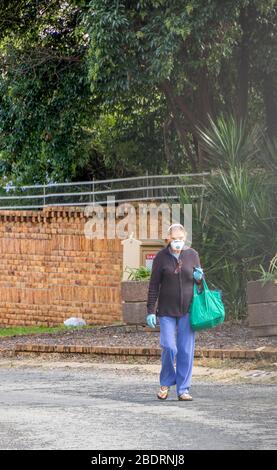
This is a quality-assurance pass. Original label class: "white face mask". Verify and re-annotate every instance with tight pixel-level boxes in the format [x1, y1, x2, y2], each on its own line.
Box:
[170, 239, 185, 251]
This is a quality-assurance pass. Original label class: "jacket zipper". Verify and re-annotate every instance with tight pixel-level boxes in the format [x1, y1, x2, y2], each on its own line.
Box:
[168, 248, 183, 314]
[178, 261, 183, 314]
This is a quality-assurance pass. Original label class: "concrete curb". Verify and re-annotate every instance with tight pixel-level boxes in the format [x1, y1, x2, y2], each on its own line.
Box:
[1, 344, 277, 361]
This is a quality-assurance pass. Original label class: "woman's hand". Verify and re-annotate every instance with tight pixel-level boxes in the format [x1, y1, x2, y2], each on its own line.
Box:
[146, 313, 157, 328]
[193, 266, 204, 283]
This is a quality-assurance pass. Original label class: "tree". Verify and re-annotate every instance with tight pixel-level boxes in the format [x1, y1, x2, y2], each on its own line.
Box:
[85, 0, 277, 169]
[0, 0, 276, 184]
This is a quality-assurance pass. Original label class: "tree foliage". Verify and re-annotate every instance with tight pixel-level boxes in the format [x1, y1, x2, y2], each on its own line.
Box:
[0, 0, 276, 183]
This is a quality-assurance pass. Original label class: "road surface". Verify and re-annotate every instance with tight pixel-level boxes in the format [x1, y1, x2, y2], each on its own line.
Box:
[0, 359, 276, 450]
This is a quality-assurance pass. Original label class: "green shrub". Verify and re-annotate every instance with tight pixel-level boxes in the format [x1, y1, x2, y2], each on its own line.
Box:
[124, 266, 152, 281]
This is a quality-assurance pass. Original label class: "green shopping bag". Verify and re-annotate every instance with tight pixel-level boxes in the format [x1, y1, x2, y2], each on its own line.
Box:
[188, 278, 225, 331]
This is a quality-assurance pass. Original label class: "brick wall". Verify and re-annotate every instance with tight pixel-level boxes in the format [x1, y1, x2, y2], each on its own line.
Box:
[0, 206, 123, 327]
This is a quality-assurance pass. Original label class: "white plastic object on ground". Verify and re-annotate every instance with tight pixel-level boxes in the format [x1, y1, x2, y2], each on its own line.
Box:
[63, 317, 86, 327]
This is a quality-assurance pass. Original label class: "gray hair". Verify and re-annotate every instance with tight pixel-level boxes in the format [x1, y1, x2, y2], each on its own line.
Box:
[167, 223, 186, 235]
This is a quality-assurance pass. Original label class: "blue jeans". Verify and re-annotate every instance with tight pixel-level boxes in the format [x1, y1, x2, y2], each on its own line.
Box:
[159, 314, 196, 396]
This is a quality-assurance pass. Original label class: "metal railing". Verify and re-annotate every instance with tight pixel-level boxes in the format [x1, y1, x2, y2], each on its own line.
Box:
[0, 172, 211, 209]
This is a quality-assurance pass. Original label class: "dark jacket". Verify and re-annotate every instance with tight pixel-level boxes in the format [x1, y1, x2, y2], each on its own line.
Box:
[146, 244, 202, 317]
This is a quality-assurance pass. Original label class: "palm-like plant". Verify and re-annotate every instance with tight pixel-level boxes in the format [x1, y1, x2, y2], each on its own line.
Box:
[180, 114, 277, 319]
[206, 167, 271, 259]
[196, 114, 262, 170]
[259, 133, 277, 174]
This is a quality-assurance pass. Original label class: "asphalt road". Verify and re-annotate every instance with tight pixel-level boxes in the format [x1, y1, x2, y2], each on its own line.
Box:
[0, 360, 276, 450]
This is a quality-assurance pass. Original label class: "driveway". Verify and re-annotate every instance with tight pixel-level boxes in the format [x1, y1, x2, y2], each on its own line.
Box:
[0, 359, 276, 450]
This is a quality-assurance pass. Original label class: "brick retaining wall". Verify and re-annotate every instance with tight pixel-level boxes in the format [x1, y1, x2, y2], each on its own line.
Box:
[0, 206, 123, 327]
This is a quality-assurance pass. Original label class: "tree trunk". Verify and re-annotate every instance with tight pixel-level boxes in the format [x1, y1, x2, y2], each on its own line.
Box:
[236, 4, 257, 121]
[263, 74, 277, 139]
[159, 81, 197, 171]
[159, 74, 213, 171]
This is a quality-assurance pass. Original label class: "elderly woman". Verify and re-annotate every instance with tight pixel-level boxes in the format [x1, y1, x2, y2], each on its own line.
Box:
[146, 223, 204, 401]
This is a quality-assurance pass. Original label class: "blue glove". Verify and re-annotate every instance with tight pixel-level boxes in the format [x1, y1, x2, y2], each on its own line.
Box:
[193, 266, 204, 281]
[146, 313, 157, 328]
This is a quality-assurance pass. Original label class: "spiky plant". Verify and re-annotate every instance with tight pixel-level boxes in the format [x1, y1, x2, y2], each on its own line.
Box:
[258, 254, 277, 287]
[196, 114, 262, 170]
[176, 114, 277, 319]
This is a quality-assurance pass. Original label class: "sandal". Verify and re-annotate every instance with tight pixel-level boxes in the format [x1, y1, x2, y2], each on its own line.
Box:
[157, 385, 170, 400]
[178, 392, 193, 401]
